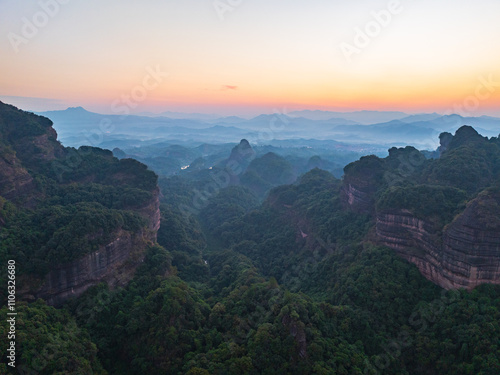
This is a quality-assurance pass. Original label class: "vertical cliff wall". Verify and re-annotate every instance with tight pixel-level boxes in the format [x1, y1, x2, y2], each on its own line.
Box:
[0, 101, 163, 305]
[20, 188, 161, 306]
[341, 155, 386, 214]
[376, 190, 500, 290]
[341, 126, 500, 290]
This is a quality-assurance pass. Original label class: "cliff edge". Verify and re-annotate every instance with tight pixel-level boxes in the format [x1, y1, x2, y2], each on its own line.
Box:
[0, 101, 160, 305]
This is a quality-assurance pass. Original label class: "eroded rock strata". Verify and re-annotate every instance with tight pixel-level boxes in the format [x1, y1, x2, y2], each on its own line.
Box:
[34, 190, 160, 305]
[0, 101, 161, 305]
[376, 191, 500, 290]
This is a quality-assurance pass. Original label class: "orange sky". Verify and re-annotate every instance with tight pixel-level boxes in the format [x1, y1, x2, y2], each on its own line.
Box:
[1, 0, 499, 117]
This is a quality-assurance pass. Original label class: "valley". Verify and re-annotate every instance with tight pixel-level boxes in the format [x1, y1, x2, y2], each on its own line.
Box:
[1, 102, 499, 374]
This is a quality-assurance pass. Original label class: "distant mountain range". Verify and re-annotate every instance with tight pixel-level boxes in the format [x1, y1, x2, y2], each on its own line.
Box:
[34, 107, 500, 150]
[136, 110, 223, 121]
[288, 109, 411, 124]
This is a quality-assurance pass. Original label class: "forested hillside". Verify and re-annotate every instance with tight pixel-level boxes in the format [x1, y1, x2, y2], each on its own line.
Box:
[1, 103, 499, 374]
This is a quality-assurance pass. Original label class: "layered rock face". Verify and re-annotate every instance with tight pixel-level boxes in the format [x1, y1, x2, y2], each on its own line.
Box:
[441, 192, 500, 289]
[377, 191, 500, 289]
[0, 102, 162, 305]
[342, 126, 500, 290]
[341, 183, 374, 214]
[341, 155, 386, 214]
[376, 210, 451, 288]
[33, 190, 160, 306]
[138, 186, 161, 237]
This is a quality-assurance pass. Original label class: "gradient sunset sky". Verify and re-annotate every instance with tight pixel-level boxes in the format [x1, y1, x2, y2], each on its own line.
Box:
[1, 0, 500, 117]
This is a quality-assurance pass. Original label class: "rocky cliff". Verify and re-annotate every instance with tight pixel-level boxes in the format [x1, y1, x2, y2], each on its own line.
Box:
[0, 103, 59, 201]
[343, 126, 500, 290]
[441, 190, 500, 289]
[341, 155, 386, 214]
[0, 101, 161, 305]
[376, 210, 451, 288]
[376, 190, 500, 290]
[31, 189, 160, 305]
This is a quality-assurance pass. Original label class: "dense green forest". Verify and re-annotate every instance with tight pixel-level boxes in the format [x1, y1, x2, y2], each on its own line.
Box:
[1, 103, 500, 374]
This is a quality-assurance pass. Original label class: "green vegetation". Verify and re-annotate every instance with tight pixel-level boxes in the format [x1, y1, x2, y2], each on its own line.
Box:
[0, 300, 106, 374]
[1, 202, 146, 276]
[2, 104, 500, 375]
[421, 127, 500, 194]
[243, 152, 296, 187]
[64, 167, 500, 374]
[377, 185, 467, 227]
[0, 103, 157, 300]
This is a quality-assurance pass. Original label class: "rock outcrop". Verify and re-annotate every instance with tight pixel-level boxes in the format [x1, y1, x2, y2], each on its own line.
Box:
[441, 191, 500, 288]
[0, 101, 162, 305]
[377, 190, 500, 289]
[341, 182, 374, 214]
[31, 189, 160, 305]
[341, 155, 386, 213]
[0, 103, 58, 201]
[376, 210, 449, 288]
[341, 126, 500, 290]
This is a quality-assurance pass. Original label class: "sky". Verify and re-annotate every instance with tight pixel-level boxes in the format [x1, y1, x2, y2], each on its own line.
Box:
[1, 0, 500, 117]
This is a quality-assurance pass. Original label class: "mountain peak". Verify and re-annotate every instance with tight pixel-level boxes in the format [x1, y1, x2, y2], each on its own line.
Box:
[445, 125, 485, 151]
[455, 125, 479, 137]
[66, 106, 90, 113]
[227, 139, 255, 166]
[239, 138, 251, 148]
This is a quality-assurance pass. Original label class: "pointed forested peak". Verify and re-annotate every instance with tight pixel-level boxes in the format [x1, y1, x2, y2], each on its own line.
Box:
[237, 138, 251, 149]
[229, 138, 255, 161]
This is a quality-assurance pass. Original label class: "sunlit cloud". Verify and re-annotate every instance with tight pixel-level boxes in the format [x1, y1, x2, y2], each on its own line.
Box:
[221, 85, 238, 91]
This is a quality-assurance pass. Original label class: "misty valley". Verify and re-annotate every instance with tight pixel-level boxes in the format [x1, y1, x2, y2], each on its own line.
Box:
[0, 101, 499, 374]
